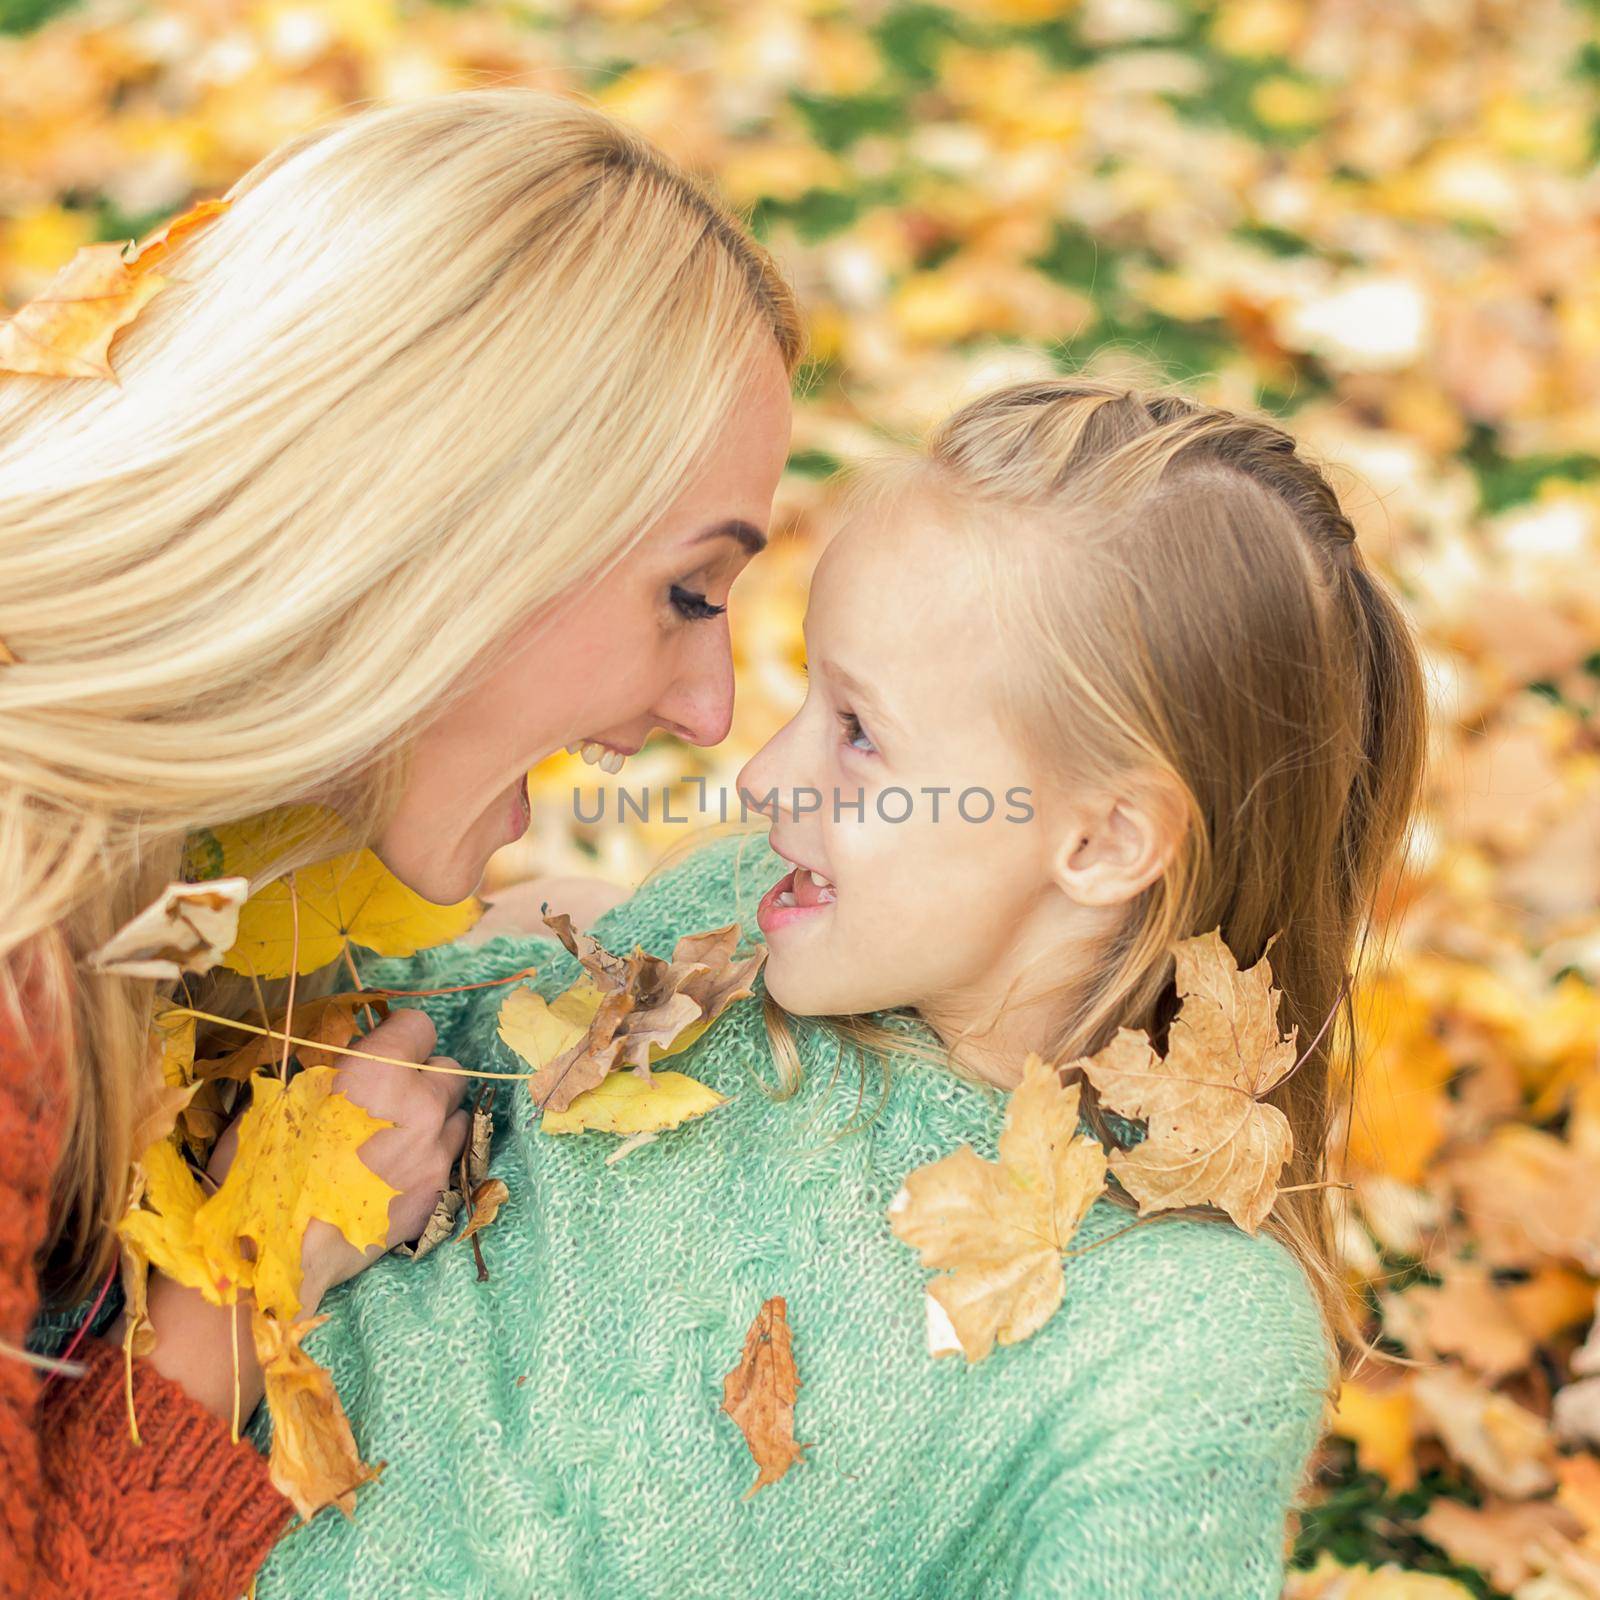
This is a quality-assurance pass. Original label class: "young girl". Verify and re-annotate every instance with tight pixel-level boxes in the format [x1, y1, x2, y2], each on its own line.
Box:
[248, 377, 1426, 1599]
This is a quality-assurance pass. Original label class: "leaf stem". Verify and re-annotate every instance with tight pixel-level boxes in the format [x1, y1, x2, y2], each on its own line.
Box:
[280, 873, 299, 1084]
[159, 1007, 536, 1080]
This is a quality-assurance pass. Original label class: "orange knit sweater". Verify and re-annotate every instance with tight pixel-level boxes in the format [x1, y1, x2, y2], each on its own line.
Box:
[1, 961, 292, 1599]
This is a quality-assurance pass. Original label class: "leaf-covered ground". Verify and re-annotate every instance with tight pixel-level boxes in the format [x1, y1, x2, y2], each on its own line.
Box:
[6, 1, 1600, 1591]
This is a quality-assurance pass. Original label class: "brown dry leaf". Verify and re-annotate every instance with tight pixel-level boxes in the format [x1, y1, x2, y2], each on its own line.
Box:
[720, 1295, 809, 1499]
[499, 917, 765, 1114]
[1078, 930, 1297, 1233]
[85, 878, 251, 980]
[888, 1052, 1108, 1363]
[458, 1178, 509, 1244]
[0, 637, 15, 665]
[194, 993, 391, 1083]
[252, 1309, 383, 1520]
[0, 197, 230, 381]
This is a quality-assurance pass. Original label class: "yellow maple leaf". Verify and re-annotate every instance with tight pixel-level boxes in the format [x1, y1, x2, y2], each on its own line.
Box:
[252, 1308, 383, 1521]
[193, 806, 480, 978]
[118, 1139, 227, 1304]
[540, 1068, 729, 1135]
[1078, 929, 1298, 1233]
[888, 1052, 1108, 1363]
[192, 1066, 399, 1320]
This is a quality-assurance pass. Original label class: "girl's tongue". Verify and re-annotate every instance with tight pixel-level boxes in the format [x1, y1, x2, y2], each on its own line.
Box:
[790, 865, 836, 907]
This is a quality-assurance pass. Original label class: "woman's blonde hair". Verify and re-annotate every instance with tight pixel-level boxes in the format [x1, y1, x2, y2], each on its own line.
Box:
[0, 87, 804, 1301]
[744, 375, 1427, 1379]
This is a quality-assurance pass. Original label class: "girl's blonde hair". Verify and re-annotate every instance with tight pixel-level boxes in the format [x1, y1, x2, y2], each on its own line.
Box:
[0, 87, 804, 1302]
[745, 375, 1426, 1378]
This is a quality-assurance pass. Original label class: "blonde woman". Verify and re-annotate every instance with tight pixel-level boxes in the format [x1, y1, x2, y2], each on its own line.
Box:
[0, 88, 801, 1599]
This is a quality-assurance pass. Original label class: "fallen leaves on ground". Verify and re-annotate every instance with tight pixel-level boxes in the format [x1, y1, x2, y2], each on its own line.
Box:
[888, 1051, 1108, 1363]
[497, 917, 763, 1115]
[720, 1295, 808, 1499]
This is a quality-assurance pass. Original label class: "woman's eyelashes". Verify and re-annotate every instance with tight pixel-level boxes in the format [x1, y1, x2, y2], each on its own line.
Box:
[669, 583, 727, 622]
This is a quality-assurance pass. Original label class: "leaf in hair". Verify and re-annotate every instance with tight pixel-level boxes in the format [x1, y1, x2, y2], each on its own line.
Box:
[85, 877, 251, 980]
[1077, 929, 1297, 1234]
[0, 196, 230, 381]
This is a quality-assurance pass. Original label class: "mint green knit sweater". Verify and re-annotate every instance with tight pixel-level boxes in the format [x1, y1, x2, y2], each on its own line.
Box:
[251, 828, 1332, 1599]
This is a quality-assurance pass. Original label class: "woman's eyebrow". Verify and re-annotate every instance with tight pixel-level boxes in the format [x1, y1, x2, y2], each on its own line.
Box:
[691, 518, 768, 555]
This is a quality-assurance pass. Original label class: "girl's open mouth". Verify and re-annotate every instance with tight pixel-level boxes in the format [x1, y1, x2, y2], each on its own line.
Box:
[755, 864, 836, 935]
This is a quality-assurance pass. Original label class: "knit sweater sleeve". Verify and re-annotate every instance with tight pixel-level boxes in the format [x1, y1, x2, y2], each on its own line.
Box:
[1012, 1222, 1332, 1600]
[1, 965, 292, 1600]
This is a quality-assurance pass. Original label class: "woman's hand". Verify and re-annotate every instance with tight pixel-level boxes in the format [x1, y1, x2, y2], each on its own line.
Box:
[208, 1007, 473, 1308]
[105, 1007, 470, 1426]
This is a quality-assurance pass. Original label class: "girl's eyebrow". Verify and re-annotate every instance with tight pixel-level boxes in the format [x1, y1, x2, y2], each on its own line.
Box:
[816, 656, 904, 739]
[690, 517, 768, 555]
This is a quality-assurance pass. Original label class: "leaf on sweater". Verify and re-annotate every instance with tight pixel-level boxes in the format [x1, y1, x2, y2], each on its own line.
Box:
[720, 1295, 809, 1499]
[1077, 929, 1297, 1233]
[888, 1052, 1108, 1363]
[458, 1178, 509, 1244]
[194, 805, 481, 978]
[84, 877, 251, 980]
[539, 1068, 729, 1135]
[193, 993, 392, 1083]
[252, 1308, 383, 1520]
[193, 1066, 399, 1320]
[497, 918, 764, 1114]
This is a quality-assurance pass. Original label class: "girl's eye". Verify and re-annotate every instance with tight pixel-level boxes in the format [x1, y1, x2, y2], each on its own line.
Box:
[670, 584, 727, 622]
[837, 709, 876, 755]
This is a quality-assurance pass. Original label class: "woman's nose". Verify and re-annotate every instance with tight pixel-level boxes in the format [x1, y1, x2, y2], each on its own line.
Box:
[652, 623, 736, 749]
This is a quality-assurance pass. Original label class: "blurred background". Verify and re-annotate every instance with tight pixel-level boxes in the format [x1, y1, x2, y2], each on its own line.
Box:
[4, 0, 1599, 1591]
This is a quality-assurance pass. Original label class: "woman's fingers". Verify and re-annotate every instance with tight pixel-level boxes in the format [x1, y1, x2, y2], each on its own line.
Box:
[440, 1103, 473, 1165]
[355, 1005, 437, 1064]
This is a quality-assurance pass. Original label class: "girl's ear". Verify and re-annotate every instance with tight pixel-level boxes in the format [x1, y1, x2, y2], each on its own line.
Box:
[1049, 774, 1187, 909]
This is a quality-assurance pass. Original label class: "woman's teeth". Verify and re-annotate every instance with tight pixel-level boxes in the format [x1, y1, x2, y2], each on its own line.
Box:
[566, 741, 628, 775]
